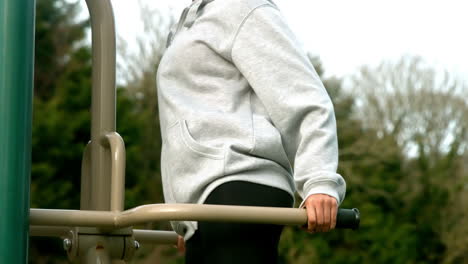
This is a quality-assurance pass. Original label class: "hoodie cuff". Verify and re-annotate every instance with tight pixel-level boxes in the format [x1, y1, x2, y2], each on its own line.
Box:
[299, 181, 341, 208]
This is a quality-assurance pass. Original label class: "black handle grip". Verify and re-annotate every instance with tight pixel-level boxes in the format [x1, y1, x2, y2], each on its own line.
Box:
[336, 208, 360, 230]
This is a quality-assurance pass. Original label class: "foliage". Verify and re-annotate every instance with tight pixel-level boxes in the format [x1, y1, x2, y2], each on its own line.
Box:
[352, 56, 467, 160]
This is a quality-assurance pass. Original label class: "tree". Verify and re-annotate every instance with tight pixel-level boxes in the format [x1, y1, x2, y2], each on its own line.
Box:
[351, 56, 468, 263]
[352, 56, 467, 161]
[34, 0, 88, 100]
[30, 0, 92, 262]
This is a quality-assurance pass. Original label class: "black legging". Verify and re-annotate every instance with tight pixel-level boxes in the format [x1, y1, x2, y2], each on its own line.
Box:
[185, 181, 294, 264]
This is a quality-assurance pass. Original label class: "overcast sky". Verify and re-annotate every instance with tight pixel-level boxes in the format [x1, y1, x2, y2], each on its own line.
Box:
[80, 0, 468, 81]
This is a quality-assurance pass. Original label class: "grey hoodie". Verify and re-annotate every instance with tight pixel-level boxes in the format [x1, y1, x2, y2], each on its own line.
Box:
[156, 0, 346, 240]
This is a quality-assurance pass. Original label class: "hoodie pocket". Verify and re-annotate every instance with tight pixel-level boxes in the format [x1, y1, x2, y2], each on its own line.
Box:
[179, 120, 224, 159]
[163, 120, 225, 203]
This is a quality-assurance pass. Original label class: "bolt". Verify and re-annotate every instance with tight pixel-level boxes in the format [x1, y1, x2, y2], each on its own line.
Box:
[63, 238, 72, 251]
[134, 240, 140, 250]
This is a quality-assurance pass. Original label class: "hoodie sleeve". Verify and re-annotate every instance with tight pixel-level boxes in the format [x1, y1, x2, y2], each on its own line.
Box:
[231, 5, 346, 206]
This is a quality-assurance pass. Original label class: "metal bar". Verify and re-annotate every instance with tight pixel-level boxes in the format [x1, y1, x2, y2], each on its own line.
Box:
[30, 204, 307, 228]
[116, 204, 307, 226]
[29, 226, 71, 238]
[0, 0, 35, 262]
[81, 141, 92, 210]
[81, 1, 117, 262]
[30, 209, 116, 227]
[29, 226, 178, 245]
[84, 0, 117, 211]
[133, 230, 178, 245]
[101, 133, 126, 212]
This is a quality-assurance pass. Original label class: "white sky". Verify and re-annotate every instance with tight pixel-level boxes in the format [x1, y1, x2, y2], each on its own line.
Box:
[80, 0, 468, 81]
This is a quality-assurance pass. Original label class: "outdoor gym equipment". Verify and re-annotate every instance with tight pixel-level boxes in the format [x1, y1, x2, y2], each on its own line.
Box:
[0, 0, 360, 263]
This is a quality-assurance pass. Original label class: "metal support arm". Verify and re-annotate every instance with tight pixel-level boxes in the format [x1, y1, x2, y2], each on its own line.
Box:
[101, 132, 126, 212]
[30, 204, 308, 228]
[30, 226, 179, 245]
[30, 205, 359, 247]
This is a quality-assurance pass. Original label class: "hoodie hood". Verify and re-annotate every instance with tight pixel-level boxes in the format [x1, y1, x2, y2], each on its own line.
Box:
[167, 0, 214, 47]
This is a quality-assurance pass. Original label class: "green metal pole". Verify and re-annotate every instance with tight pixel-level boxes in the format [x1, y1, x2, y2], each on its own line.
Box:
[0, 0, 36, 263]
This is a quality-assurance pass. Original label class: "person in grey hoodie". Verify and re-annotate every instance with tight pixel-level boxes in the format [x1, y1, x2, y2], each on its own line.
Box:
[156, 0, 346, 262]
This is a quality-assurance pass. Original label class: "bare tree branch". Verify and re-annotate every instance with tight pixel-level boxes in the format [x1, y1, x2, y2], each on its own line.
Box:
[352, 56, 468, 161]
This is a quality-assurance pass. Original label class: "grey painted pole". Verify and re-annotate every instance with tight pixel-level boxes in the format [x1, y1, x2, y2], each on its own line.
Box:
[84, 0, 117, 211]
[0, 0, 36, 262]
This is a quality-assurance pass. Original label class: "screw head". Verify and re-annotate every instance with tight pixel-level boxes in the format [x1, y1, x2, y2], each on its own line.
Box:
[134, 240, 140, 250]
[63, 238, 72, 251]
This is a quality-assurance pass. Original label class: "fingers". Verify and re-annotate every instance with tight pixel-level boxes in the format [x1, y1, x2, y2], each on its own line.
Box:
[315, 199, 324, 232]
[322, 199, 330, 232]
[176, 235, 185, 253]
[306, 202, 317, 233]
[331, 199, 338, 230]
[303, 194, 338, 234]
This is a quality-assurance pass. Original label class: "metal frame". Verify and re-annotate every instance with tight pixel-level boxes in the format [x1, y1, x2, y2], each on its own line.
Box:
[21, 0, 359, 263]
[85, 0, 116, 212]
[0, 0, 35, 262]
[30, 204, 309, 227]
